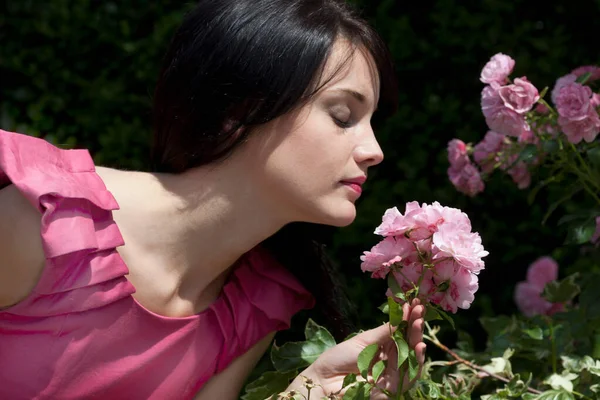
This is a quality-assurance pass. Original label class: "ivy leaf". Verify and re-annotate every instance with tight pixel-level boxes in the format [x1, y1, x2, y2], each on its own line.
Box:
[542, 273, 581, 304]
[357, 343, 379, 379]
[241, 370, 297, 400]
[271, 319, 336, 373]
[523, 327, 543, 340]
[522, 390, 575, 400]
[415, 380, 441, 398]
[544, 373, 578, 392]
[392, 330, 410, 369]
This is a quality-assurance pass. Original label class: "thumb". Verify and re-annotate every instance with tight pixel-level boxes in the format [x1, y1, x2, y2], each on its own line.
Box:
[351, 323, 394, 347]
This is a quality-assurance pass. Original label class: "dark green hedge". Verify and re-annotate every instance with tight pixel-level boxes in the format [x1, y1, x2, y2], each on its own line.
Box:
[2, 0, 599, 348]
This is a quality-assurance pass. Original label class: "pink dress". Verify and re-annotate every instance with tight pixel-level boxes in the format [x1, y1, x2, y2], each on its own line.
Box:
[0, 130, 315, 399]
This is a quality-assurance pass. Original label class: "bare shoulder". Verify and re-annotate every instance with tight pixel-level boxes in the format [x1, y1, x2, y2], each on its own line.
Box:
[0, 184, 46, 308]
[194, 332, 276, 400]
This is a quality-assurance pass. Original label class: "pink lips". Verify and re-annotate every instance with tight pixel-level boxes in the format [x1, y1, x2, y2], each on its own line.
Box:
[341, 176, 367, 195]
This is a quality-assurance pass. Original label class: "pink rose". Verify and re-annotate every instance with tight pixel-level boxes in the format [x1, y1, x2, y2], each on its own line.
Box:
[481, 83, 529, 137]
[535, 103, 550, 114]
[360, 236, 415, 279]
[486, 108, 529, 137]
[591, 93, 600, 108]
[390, 264, 434, 294]
[448, 163, 485, 197]
[447, 139, 470, 169]
[432, 222, 488, 273]
[551, 74, 577, 105]
[558, 108, 600, 144]
[514, 256, 564, 317]
[480, 53, 515, 84]
[506, 161, 531, 189]
[473, 131, 507, 173]
[430, 261, 479, 313]
[571, 65, 600, 82]
[498, 77, 540, 114]
[556, 82, 593, 121]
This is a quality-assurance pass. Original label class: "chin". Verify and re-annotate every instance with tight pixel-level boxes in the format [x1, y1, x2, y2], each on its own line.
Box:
[318, 201, 357, 227]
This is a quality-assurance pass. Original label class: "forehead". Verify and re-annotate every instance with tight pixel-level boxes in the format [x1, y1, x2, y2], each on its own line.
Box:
[318, 39, 381, 103]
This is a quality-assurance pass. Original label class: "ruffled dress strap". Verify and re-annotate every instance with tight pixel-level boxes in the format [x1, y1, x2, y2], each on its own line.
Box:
[211, 246, 315, 373]
[0, 129, 135, 317]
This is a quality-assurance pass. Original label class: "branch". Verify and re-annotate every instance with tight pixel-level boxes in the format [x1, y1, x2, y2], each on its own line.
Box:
[423, 325, 542, 395]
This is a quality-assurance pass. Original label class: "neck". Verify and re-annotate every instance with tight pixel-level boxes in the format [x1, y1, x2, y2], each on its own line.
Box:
[105, 158, 288, 303]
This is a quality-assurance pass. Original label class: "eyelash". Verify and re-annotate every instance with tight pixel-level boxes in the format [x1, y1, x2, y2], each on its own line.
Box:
[332, 115, 352, 129]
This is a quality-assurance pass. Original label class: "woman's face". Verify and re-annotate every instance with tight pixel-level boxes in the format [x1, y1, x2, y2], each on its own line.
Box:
[245, 39, 384, 227]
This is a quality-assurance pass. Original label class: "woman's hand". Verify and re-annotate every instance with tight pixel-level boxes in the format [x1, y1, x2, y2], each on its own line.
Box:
[287, 299, 426, 399]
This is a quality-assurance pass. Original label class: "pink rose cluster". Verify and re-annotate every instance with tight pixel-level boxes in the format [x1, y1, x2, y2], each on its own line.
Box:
[360, 202, 488, 313]
[514, 256, 565, 317]
[447, 54, 600, 196]
[552, 66, 600, 144]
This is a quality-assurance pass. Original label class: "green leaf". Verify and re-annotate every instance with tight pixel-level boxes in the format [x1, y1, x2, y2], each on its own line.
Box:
[516, 143, 538, 164]
[271, 319, 336, 373]
[587, 147, 600, 170]
[378, 301, 389, 315]
[241, 370, 297, 400]
[304, 319, 336, 347]
[576, 71, 592, 84]
[544, 372, 577, 392]
[407, 349, 420, 382]
[357, 343, 379, 379]
[387, 274, 406, 300]
[343, 382, 371, 400]
[565, 218, 597, 244]
[436, 307, 456, 330]
[388, 297, 403, 326]
[424, 306, 442, 322]
[523, 327, 544, 340]
[542, 273, 581, 303]
[416, 380, 441, 398]
[342, 373, 358, 389]
[392, 330, 410, 369]
[372, 360, 385, 383]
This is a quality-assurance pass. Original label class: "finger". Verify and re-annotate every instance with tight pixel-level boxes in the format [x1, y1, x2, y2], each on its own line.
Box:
[415, 342, 427, 366]
[352, 322, 393, 347]
[402, 301, 411, 322]
[408, 316, 424, 348]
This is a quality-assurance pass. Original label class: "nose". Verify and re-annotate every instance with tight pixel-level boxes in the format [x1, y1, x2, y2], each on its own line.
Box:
[354, 125, 384, 168]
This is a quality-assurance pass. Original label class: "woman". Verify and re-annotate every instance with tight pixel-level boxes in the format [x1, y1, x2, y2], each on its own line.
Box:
[0, 0, 426, 398]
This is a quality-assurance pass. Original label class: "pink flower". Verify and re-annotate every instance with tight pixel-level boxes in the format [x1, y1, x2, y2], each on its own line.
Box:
[514, 256, 564, 317]
[481, 84, 529, 137]
[556, 82, 593, 121]
[430, 260, 479, 313]
[591, 93, 600, 108]
[448, 163, 485, 197]
[448, 139, 469, 169]
[360, 236, 415, 279]
[432, 222, 488, 273]
[480, 53, 515, 84]
[551, 74, 577, 105]
[535, 103, 550, 115]
[591, 216, 600, 245]
[498, 77, 540, 114]
[390, 264, 434, 294]
[506, 161, 531, 189]
[571, 65, 600, 82]
[473, 131, 507, 173]
[558, 108, 600, 144]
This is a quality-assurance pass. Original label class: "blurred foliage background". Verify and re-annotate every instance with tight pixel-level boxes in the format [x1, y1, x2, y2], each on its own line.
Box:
[2, 0, 599, 384]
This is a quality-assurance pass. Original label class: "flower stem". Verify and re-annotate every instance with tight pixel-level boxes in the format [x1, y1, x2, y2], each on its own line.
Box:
[547, 318, 557, 374]
[423, 323, 543, 395]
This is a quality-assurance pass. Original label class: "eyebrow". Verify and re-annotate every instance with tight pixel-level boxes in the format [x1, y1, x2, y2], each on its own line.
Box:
[332, 88, 378, 112]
